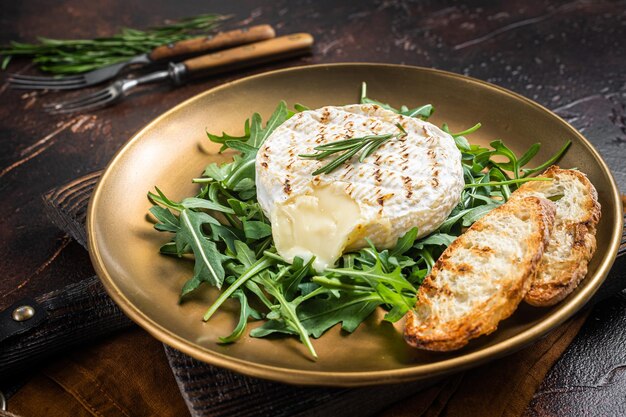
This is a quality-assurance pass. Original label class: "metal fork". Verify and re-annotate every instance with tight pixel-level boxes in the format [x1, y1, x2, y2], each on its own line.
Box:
[9, 56, 151, 90]
[44, 64, 184, 113]
[8, 25, 276, 90]
[45, 33, 314, 114]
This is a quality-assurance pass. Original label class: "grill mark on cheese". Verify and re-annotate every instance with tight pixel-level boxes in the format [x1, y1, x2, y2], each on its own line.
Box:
[283, 178, 292, 195]
[343, 165, 355, 176]
[373, 168, 382, 184]
[320, 108, 331, 124]
[402, 175, 414, 198]
[376, 193, 394, 206]
[399, 142, 410, 171]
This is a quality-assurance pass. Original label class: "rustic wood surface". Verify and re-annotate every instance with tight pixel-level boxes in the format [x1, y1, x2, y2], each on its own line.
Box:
[1, 0, 625, 415]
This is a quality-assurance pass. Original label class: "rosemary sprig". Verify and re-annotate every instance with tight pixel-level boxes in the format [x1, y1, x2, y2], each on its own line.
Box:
[299, 123, 408, 175]
[0, 13, 228, 74]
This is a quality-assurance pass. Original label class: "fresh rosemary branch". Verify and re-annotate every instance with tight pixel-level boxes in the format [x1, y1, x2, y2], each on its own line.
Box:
[299, 123, 408, 175]
[0, 13, 228, 74]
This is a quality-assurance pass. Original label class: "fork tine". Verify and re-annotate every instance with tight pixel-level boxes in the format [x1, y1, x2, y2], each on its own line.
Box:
[8, 73, 87, 90]
[8, 73, 84, 82]
[45, 89, 111, 109]
[48, 94, 117, 114]
[9, 76, 87, 88]
[46, 89, 116, 113]
[9, 80, 88, 90]
[9, 77, 85, 86]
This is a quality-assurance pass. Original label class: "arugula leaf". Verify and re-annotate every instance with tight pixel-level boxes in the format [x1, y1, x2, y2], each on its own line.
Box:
[401, 104, 434, 119]
[233, 179, 256, 200]
[451, 123, 482, 138]
[294, 103, 310, 112]
[359, 83, 388, 110]
[326, 258, 416, 321]
[206, 118, 250, 152]
[159, 241, 180, 256]
[218, 289, 262, 344]
[203, 253, 274, 321]
[390, 227, 418, 257]
[242, 220, 272, 240]
[489, 140, 519, 177]
[233, 240, 256, 267]
[223, 140, 258, 154]
[203, 162, 230, 181]
[209, 223, 244, 252]
[177, 209, 228, 295]
[414, 233, 457, 249]
[181, 197, 235, 214]
[147, 186, 183, 211]
[247, 101, 289, 148]
[517, 143, 541, 168]
[149, 206, 179, 232]
[522, 140, 571, 177]
[250, 318, 296, 337]
[281, 257, 315, 300]
[252, 270, 319, 359]
[461, 203, 500, 226]
[297, 292, 380, 337]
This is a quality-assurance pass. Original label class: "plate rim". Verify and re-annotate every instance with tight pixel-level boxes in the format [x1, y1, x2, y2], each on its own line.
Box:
[87, 62, 623, 387]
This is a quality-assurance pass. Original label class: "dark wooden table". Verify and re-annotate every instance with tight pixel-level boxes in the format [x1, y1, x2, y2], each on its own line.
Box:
[1, 1, 625, 415]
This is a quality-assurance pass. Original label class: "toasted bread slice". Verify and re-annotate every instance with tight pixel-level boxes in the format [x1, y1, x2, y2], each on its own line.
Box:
[404, 196, 555, 351]
[512, 166, 601, 306]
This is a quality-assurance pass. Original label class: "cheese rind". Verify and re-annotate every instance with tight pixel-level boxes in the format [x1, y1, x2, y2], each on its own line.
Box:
[256, 104, 464, 269]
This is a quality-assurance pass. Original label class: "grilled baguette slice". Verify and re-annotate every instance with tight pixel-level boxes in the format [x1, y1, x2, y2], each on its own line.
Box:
[404, 196, 555, 351]
[512, 166, 601, 306]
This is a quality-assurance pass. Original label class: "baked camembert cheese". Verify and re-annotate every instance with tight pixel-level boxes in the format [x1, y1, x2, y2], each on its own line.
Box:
[256, 104, 464, 271]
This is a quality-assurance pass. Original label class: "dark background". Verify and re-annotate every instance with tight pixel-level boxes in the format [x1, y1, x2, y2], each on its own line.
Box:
[1, 1, 625, 415]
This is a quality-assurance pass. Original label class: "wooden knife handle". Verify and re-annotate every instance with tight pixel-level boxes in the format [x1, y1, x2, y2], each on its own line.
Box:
[148, 24, 276, 61]
[182, 33, 314, 75]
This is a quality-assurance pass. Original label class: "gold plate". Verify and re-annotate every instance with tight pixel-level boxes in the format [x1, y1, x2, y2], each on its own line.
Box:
[88, 64, 622, 387]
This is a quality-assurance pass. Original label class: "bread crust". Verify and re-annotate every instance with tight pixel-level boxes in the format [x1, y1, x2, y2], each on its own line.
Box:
[513, 166, 601, 306]
[404, 196, 556, 351]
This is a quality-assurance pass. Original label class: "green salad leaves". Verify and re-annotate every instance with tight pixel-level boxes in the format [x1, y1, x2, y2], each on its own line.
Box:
[147, 83, 570, 359]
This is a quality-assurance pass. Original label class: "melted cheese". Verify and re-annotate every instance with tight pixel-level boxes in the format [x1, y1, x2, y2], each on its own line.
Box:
[272, 183, 362, 271]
